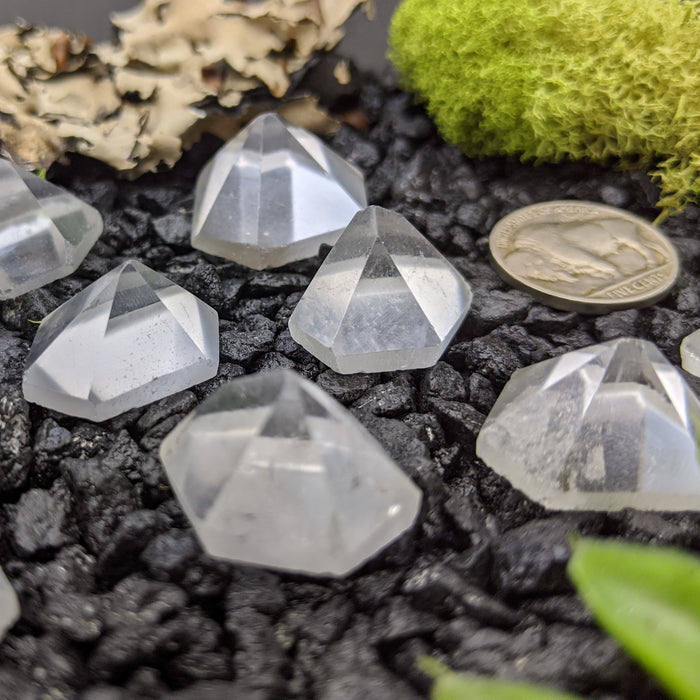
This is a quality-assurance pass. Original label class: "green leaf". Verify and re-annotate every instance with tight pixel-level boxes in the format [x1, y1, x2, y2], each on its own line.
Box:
[568, 538, 700, 700]
[418, 658, 582, 700]
[34, 168, 47, 179]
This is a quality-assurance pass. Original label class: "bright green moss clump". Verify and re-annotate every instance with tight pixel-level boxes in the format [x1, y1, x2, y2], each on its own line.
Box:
[389, 0, 700, 219]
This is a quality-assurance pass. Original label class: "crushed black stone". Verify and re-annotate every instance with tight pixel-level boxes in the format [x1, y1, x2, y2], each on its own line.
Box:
[0, 62, 697, 699]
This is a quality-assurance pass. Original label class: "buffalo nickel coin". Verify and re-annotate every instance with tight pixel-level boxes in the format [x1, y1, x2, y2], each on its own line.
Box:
[488, 201, 680, 314]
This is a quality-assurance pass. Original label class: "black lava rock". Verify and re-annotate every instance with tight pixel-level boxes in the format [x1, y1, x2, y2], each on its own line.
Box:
[0, 388, 32, 494]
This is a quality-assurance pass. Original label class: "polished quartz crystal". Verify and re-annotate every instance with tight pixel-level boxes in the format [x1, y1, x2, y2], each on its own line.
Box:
[680, 329, 700, 377]
[0, 568, 19, 640]
[191, 112, 367, 269]
[0, 159, 103, 299]
[159, 369, 422, 576]
[23, 260, 219, 421]
[476, 338, 700, 510]
[288, 206, 473, 373]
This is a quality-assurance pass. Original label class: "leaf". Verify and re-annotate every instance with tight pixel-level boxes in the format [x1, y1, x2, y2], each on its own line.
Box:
[568, 538, 700, 700]
[418, 658, 583, 700]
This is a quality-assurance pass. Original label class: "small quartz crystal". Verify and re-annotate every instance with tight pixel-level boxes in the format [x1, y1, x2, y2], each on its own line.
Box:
[23, 260, 219, 421]
[0, 568, 19, 640]
[680, 328, 700, 377]
[191, 112, 367, 269]
[476, 338, 700, 510]
[288, 206, 473, 373]
[0, 159, 103, 299]
[159, 369, 422, 576]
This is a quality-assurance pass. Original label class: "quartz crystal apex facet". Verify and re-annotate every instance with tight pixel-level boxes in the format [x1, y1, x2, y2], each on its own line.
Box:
[191, 112, 367, 269]
[159, 369, 422, 576]
[0, 568, 19, 641]
[288, 206, 473, 373]
[23, 260, 219, 421]
[680, 328, 700, 377]
[0, 159, 103, 299]
[476, 338, 700, 511]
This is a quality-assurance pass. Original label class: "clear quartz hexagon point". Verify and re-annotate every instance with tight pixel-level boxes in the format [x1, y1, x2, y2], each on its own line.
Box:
[191, 112, 367, 269]
[476, 337, 700, 511]
[0, 568, 19, 641]
[159, 369, 422, 577]
[288, 206, 473, 373]
[680, 328, 700, 377]
[0, 159, 103, 299]
[22, 260, 219, 421]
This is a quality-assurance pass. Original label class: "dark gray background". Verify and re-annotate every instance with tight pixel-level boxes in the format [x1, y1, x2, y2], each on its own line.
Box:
[0, 0, 401, 70]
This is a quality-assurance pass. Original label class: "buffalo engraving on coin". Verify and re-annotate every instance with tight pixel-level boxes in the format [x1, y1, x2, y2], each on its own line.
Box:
[489, 202, 679, 313]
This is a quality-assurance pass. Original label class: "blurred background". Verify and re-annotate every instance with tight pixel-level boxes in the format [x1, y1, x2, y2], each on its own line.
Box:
[0, 0, 401, 71]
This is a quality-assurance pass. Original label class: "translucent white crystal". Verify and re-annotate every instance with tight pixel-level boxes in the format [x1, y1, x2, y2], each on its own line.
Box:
[0, 568, 19, 640]
[476, 338, 700, 511]
[159, 369, 422, 576]
[23, 260, 219, 421]
[680, 329, 700, 377]
[191, 112, 367, 269]
[0, 159, 103, 299]
[288, 206, 473, 374]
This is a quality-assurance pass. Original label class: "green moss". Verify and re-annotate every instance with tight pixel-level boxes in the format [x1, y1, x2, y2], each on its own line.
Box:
[389, 0, 700, 219]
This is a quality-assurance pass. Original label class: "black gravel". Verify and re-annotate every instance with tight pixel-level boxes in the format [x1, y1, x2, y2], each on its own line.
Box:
[0, 62, 697, 699]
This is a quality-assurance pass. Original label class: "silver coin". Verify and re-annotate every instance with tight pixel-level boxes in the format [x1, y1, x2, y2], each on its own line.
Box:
[488, 201, 680, 314]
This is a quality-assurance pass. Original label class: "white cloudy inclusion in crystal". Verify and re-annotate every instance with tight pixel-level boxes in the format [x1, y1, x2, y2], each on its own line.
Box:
[476, 338, 700, 510]
[0, 159, 103, 299]
[288, 206, 473, 373]
[191, 113, 367, 269]
[159, 369, 422, 577]
[23, 261, 219, 421]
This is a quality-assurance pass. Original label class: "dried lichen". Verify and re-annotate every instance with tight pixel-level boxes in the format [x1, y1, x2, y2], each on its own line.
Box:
[0, 0, 369, 175]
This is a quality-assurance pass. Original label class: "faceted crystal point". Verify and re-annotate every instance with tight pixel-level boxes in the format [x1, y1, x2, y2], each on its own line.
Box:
[680, 329, 700, 377]
[288, 206, 473, 374]
[159, 369, 422, 577]
[0, 159, 103, 300]
[23, 260, 219, 421]
[0, 568, 19, 640]
[191, 112, 367, 269]
[476, 338, 700, 511]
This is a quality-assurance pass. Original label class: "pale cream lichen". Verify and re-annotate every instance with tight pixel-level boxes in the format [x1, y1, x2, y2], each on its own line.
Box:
[0, 0, 369, 175]
[333, 60, 352, 86]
